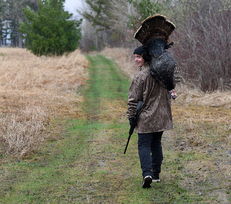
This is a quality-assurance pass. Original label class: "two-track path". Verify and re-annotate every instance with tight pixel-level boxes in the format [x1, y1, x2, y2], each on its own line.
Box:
[1, 54, 227, 203]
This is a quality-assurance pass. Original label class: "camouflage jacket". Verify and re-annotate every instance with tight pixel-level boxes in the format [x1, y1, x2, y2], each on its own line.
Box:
[126, 65, 173, 133]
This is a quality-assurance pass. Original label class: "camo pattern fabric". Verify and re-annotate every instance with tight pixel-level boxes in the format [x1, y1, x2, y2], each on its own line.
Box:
[126, 65, 173, 133]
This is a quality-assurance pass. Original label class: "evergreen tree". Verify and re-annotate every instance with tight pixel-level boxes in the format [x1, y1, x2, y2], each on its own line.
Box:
[19, 0, 82, 56]
[127, 0, 170, 32]
[79, 0, 112, 30]
[79, 0, 134, 50]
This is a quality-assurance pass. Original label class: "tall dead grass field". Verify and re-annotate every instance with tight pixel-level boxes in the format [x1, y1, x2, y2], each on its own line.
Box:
[0, 48, 89, 157]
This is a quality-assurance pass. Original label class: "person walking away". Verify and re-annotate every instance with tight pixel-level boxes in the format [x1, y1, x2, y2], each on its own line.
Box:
[126, 15, 178, 188]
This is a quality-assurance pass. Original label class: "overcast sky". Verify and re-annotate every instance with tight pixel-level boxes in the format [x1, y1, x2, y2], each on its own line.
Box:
[64, 0, 84, 17]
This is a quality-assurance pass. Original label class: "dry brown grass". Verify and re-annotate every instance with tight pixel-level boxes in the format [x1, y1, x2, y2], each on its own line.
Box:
[100, 47, 137, 79]
[0, 48, 89, 157]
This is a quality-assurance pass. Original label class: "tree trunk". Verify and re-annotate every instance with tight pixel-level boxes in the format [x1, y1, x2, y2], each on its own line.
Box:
[18, 32, 22, 48]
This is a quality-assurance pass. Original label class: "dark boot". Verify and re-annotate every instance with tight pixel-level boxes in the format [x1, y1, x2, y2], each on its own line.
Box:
[152, 172, 160, 182]
[142, 175, 152, 188]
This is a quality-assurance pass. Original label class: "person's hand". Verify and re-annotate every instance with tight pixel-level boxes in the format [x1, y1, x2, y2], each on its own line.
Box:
[129, 117, 137, 129]
[169, 89, 178, 99]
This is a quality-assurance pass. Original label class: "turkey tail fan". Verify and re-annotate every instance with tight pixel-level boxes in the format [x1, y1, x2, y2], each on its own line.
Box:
[134, 14, 175, 45]
[134, 15, 179, 91]
[165, 20, 176, 37]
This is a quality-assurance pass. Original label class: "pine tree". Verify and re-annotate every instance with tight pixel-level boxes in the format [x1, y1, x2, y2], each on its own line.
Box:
[80, 0, 112, 30]
[19, 0, 82, 56]
[79, 0, 131, 50]
[127, 0, 169, 32]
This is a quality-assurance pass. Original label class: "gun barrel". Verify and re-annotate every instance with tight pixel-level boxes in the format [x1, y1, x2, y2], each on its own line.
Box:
[124, 133, 132, 154]
[124, 101, 142, 154]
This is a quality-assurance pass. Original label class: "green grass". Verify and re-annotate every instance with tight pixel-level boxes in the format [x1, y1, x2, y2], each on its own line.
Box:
[0, 54, 230, 203]
[86, 55, 130, 100]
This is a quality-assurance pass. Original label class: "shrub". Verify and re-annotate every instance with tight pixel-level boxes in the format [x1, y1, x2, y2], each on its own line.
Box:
[19, 0, 82, 56]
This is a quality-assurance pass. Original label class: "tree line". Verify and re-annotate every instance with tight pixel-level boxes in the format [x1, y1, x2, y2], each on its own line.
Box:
[0, 0, 231, 91]
[78, 0, 171, 51]
[0, 0, 81, 56]
[0, 0, 38, 47]
[80, 0, 231, 91]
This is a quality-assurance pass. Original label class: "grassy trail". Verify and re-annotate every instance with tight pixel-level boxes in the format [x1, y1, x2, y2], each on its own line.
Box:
[0, 55, 230, 203]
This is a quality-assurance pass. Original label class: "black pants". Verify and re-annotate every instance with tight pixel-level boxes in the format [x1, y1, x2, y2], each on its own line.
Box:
[138, 132, 163, 178]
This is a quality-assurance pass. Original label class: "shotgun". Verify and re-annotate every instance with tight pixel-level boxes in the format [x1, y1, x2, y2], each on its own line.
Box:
[124, 101, 142, 154]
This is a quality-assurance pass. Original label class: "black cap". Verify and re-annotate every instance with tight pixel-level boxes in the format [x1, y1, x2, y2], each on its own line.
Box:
[133, 46, 144, 56]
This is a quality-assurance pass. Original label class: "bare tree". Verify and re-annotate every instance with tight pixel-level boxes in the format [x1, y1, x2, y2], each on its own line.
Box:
[171, 0, 231, 91]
